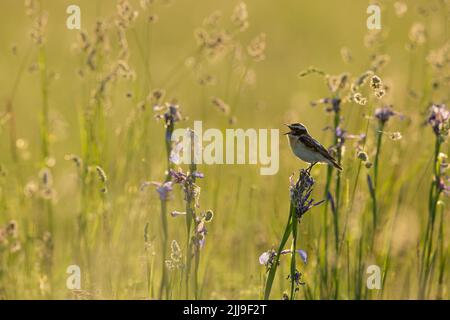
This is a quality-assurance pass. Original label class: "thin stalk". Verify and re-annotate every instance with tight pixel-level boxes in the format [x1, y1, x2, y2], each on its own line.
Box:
[420, 137, 442, 297]
[144, 223, 153, 299]
[320, 97, 342, 298]
[185, 130, 197, 299]
[348, 99, 374, 215]
[420, 137, 441, 298]
[332, 107, 342, 254]
[331, 101, 342, 299]
[374, 122, 385, 188]
[38, 47, 50, 161]
[158, 122, 174, 299]
[229, 61, 253, 123]
[370, 121, 384, 240]
[436, 206, 446, 299]
[194, 248, 200, 299]
[38, 46, 54, 292]
[289, 213, 298, 300]
[159, 200, 169, 299]
[131, 27, 153, 87]
[263, 203, 294, 300]
[321, 166, 332, 277]
[6, 45, 33, 164]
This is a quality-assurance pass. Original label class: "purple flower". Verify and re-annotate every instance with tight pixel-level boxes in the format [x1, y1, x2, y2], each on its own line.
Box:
[154, 104, 184, 141]
[169, 168, 188, 184]
[298, 249, 308, 264]
[280, 249, 308, 264]
[259, 249, 276, 267]
[151, 181, 173, 201]
[335, 126, 347, 148]
[330, 98, 342, 113]
[310, 97, 332, 107]
[287, 269, 305, 288]
[169, 168, 204, 184]
[170, 211, 187, 217]
[259, 252, 271, 265]
[169, 140, 183, 164]
[259, 248, 307, 269]
[192, 171, 204, 179]
[164, 104, 183, 127]
[375, 106, 398, 124]
[198, 237, 206, 249]
[310, 97, 341, 113]
[289, 170, 325, 220]
[428, 104, 449, 136]
[437, 176, 450, 195]
[195, 219, 208, 249]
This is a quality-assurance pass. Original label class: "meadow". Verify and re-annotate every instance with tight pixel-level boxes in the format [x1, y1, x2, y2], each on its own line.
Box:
[0, 0, 448, 300]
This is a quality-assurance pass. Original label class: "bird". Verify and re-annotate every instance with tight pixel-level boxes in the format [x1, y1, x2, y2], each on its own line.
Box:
[285, 123, 342, 171]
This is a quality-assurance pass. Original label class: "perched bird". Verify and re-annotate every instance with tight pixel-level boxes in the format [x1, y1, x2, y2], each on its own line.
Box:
[285, 123, 342, 171]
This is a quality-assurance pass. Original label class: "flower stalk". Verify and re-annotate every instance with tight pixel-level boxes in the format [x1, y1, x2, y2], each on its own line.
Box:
[263, 169, 323, 300]
[420, 104, 449, 298]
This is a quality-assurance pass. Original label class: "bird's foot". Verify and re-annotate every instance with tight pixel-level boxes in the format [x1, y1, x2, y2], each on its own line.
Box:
[306, 162, 317, 174]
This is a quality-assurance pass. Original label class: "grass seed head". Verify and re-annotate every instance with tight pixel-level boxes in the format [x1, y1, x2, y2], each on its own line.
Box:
[96, 166, 108, 183]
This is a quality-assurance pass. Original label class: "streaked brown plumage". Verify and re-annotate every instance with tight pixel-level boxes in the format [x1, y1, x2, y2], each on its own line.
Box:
[285, 123, 342, 171]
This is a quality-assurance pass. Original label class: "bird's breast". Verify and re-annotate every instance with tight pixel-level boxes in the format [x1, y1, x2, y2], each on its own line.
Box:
[288, 135, 325, 163]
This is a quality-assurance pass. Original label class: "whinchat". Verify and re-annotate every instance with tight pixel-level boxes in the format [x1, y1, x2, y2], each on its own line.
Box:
[285, 123, 342, 171]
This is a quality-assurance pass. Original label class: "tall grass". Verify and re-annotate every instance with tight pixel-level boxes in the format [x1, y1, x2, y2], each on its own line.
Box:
[420, 104, 449, 299]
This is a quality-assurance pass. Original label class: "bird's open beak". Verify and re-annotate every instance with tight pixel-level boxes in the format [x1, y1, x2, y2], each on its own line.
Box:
[284, 123, 292, 135]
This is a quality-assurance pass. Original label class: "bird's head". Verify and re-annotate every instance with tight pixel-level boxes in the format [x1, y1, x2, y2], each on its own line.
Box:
[284, 123, 308, 135]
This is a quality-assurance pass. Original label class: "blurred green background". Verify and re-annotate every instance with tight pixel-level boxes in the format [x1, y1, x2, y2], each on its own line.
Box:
[0, 0, 448, 299]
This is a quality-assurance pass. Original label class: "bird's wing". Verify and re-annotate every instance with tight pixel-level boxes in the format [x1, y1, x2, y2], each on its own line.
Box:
[298, 134, 337, 161]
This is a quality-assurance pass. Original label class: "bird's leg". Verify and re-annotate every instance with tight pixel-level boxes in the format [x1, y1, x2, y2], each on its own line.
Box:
[306, 162, 317, 174]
